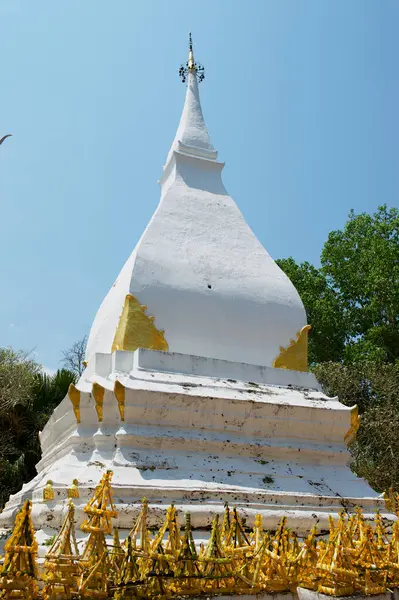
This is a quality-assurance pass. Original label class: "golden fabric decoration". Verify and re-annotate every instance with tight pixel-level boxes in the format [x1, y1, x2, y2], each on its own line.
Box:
[273, 325, 311, 372]
[110, 528, 123, 578]
[43, 500, 79, 600]
[114, 381, 125, 421]
[92, 383, 105, 423]
[68, 383, 81, 424]
[344, 405, 360, 445]
[0, 499, 38, 599]
[67, 479, 80, 499]
[383, 487, 399, 514]
[5, 471, 399, 599]
[111, 294, 168, 354]
[79, 471, 117, 598]
[43, 480, 54, 502]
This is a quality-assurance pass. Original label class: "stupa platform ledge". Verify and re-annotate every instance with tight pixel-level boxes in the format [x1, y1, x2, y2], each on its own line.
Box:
[83, 348, 324, 393]
[175, 139, 218, 160]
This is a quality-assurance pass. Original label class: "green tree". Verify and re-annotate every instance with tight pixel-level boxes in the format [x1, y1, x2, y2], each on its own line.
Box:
[313, 361, 399, 493]
[322, 205, 399, 363]
[278, 205, 399, 365]
[0, 348, 76, 507]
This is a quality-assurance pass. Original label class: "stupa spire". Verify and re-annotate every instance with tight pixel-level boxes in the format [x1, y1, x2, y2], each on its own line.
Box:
[179, 33, 205, 81]
[188, 32, 195, 70]
[166, 34, 217, 165]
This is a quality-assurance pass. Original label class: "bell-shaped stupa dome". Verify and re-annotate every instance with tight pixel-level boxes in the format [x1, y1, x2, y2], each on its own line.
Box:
[86, 36, 308, 370]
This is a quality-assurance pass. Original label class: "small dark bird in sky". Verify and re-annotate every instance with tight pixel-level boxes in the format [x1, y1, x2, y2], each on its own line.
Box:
[0, 134, 12, 145]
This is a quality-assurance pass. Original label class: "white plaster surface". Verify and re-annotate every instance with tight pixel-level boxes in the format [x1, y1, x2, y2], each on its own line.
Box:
[0, 349, 390, 535]
[133, 349, 323, 391]
[166, 65, 218, 163]
[85, 68, 307, 368]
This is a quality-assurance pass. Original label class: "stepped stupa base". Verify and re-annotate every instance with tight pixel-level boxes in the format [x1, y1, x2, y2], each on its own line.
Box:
[0, 349, 391, 535]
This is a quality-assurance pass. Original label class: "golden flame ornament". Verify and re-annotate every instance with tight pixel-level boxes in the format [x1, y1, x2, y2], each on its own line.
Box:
[273, 325, 311, 372]
[67, 479, 80, 499]
[68, 383, 81, 423]
[43, 480, 55, 501]
[112, 294, 168, 354]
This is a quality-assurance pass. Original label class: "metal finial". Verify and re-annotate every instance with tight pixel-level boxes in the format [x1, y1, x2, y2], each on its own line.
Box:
[179, 33, 205, 84]
[188, 32, 195, 70]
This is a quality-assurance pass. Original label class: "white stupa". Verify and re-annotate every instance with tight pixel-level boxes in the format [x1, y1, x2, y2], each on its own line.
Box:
[0, 37, 388, 536]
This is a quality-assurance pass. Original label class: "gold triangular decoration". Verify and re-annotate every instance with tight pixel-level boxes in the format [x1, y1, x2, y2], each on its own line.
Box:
[112, 294, 168, 353]
[273, 325, 311, 372]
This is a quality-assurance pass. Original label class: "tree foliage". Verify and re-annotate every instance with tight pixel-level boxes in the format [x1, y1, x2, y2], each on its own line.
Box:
[61, 335, 87, 377]
[0, 348, 40, 413]
[322, 205, 399, 363]
[313, 361, 399, 493]
[278, 205, 399, 365]
[0, 348, 76, 507]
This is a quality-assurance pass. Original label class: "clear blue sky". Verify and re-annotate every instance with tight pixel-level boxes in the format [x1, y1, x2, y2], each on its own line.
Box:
[1, 1, 398, 372]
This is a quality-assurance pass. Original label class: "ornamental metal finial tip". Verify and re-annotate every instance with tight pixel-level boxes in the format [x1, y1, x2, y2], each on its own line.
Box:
[179, 33, 205, 84]
[188, 32, 195, 70]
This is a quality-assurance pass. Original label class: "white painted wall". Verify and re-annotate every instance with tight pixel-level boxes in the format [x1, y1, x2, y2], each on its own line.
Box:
[0, 348, 387, 535]
[86, 71, 307, 367]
